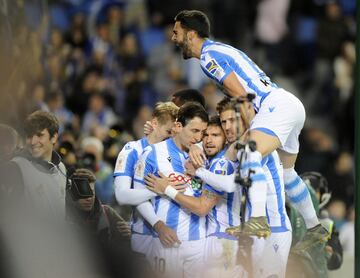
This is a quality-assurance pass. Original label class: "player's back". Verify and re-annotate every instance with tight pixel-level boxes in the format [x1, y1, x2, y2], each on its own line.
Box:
[200, 39, 279, 111]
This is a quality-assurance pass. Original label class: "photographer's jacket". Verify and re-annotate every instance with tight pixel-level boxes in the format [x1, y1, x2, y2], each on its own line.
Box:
[6, 149, 67, 219]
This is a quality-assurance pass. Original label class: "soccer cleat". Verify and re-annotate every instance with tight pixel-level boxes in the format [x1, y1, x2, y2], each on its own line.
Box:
[225, 225, 242, 237]
[292, 224, 330, 253]
[226, 216, 271, 239]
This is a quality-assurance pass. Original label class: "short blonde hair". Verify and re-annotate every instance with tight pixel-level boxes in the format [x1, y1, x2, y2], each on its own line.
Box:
[152, 102, 179, 125]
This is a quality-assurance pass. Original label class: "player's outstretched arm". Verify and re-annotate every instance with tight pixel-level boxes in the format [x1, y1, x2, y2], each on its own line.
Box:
[195, 167, 237, 193]
[114, 176, 157, 205]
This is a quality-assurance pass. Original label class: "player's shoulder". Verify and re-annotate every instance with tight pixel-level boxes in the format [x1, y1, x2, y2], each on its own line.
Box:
[211, 157, 235, 175]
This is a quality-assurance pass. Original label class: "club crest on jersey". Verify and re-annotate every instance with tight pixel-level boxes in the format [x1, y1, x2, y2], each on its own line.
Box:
[205, 59, 219, 75]
[115, 155, 125, 171]
[135, 160, 145, 177]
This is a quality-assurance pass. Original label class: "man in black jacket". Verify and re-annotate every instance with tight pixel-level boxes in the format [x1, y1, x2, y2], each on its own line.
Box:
[67, 168, 133, 277]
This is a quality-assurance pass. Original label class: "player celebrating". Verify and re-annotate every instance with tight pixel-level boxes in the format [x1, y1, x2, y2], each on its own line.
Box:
[133, 102, 209, 277]
[172, 10, 327, 248]
[113, 102, 179, 257]
[145, 115, 242, 277]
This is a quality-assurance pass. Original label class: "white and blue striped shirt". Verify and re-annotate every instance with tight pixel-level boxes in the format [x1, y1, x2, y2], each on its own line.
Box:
[200, 39, 279, 111]
[204, 149, 241, 239]
[113, 137, 153, 235]
[114, 137, 149, 179]
[133, 138, 206, 241]
[246, 152, 292, 233]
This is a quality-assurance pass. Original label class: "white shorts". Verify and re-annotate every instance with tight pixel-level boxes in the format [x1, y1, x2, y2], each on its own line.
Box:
[203, 236, 246, 278]
[149, 238, 206, 278]
[251, 89, 306, 154]
[252, 231, 292, 278]
[131, 233, 153, 258]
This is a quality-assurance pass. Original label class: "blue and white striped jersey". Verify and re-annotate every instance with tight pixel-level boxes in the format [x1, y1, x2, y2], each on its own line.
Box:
[246, 151, 292, 233]
[113, 137, 153, 236]
[204, 149, 241, 238]
[114, 137, 149, 179]
[200, 39, 279, 112]
[133, 138, 206, 241]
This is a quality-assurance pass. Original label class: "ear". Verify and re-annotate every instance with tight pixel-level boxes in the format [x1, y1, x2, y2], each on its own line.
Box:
[151, 118, 158, 128]
[51, 133, 58, 145]
[173, 121, 182, 133]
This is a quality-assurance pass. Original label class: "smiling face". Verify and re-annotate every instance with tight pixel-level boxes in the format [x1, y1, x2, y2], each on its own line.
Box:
[172, 21, 193, 59]
[203, 125, 226, 157]
[26, 128, 57, 161]
[174, 117, 208, 151]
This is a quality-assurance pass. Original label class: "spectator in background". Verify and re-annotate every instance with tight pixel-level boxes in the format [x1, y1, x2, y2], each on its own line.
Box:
[327, 199, 347, 230]
[3, 111, 67, 218]
[46, 91, 78, 135]
[147, 24, 185, 101]
[80, 136, 114, 205]
[82, 93, 117, 140]
[324, 151, 355, 207]
[66, 168, 132, 278]
[0, 124, 18, 163]
[255, 0, 290, 74]
[200, 82, 222, 115]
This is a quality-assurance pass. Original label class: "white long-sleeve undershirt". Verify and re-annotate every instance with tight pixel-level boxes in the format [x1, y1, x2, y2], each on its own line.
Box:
[114, 176, 157, 206]
[195, 167, 238, 193]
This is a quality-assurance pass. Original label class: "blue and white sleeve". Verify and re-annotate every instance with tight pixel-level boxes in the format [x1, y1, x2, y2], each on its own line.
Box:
[198, 160, 238, 193]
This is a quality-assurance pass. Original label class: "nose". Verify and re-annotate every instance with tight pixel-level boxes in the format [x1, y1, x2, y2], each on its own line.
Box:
[225, 121, 231, 131]
[171, 34, 176, 42]
[194, 133, 202, 143]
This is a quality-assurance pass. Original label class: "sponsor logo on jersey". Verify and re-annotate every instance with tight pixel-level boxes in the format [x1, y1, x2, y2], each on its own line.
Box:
[205, 59, 219, 75]
[214, 169, 226, 175]
[168, 173, 202, 192]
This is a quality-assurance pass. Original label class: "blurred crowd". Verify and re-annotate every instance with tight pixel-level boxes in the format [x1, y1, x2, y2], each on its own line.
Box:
[0, 0, 356, 260]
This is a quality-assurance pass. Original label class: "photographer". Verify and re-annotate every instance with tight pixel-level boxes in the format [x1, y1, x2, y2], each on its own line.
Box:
[67, 168, 132, 277]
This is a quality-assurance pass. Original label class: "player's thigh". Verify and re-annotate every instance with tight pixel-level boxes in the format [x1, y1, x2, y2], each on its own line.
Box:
[131, 234, 153, 257]
[183, 238, 207, 278]
[249, 129, 282, 157]
[149, 238, 182, 277]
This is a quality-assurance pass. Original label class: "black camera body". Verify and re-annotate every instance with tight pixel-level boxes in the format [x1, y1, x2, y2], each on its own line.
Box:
[68, 176, 94, 201]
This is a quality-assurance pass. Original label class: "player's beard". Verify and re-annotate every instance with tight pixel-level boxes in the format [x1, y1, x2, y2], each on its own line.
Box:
[180, 40, 191, 59]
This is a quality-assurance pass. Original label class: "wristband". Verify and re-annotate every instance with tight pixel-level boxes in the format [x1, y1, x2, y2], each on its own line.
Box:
[164, 185, 178, 200]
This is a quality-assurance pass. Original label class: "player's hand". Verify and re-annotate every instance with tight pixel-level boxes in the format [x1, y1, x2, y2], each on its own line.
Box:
[189, 144, 206, 168]
[185, 161, 197, 176]
[116, 221, 131, 239]
[146, 172, 187, 194]
[154, 221, 181, 248]
[144, 121, 154, 135]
